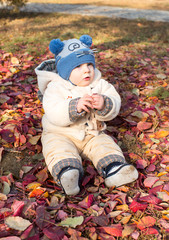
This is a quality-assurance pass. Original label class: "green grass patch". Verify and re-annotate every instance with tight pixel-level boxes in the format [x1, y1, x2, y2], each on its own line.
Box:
[0, 12, 168, 56]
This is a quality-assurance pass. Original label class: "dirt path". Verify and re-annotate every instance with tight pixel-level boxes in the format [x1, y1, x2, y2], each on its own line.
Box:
[19, 3, 169, 22]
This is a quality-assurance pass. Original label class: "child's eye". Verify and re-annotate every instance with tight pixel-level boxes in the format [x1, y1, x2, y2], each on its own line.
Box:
[88, 63, 93, 67]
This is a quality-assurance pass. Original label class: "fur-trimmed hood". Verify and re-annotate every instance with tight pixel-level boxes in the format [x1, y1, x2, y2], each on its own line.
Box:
[35, 59, 101, 95]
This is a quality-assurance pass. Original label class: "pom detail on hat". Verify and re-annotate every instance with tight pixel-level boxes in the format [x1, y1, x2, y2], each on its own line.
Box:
[79, 35, 92, 47]
[49, 39, 64, 55]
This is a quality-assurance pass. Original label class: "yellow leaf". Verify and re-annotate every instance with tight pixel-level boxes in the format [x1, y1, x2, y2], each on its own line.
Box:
[26, 182, 41, 190]
[43, 192, 49, 198]
[11, 57, 19, 65]
[157, 172, 168, 177]
[116, 204, 129, 211]
[155, 129, 169, 138]
[29, 187, 45, 198]
[121, 215, 132, 224]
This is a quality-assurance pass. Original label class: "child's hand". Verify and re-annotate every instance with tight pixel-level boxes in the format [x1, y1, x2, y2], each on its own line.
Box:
[77, 94, 93, 113]
[92, 93, 104, 110]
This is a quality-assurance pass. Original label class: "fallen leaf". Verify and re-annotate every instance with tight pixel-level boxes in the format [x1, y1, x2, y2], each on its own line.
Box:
[11, 57, 20, 65]
[28, 187, 46, 198]
[0, 147, 4, 162]
[0, 237, 21, 240]
[137, 121, 152, 131]
[28, 135, 41, 145]
[159, 219, 169, 229]
[78, 194, 94, 209]
[0, 193, 7, 201]
[155, 129, 169, 138]
[161, 155, 169, 164]
[26, 182, 41, 190]
[157, 192, 169, 201]
[43, 226, 65, 240]
[2, 181, 10, 195]
[131, 111, 149, 120]
[130, 200, 147, 213]
[11, 200, 25, 216]
[120, 214, 132, 224]
[35, 206, 51, 229]
[122, 224, 135, 237]
[0, 129, 15, 143]
[100, 224, 123, 237]
[5, 216, 31, 231]
[144, 177, 159, 188]
[93, 215, 109, 226]
[58, 216, 84, 228]
[36, 168, 48, 182]
[142, 227, 159, 235]
[137, 216, 156, 230]
[136, 159, 148, 169]
[139, 194, 162, 204]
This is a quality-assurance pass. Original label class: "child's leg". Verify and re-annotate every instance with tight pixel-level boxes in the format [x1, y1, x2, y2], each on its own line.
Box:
[41, 132, 83, 195]
[82, 133, 138, 187]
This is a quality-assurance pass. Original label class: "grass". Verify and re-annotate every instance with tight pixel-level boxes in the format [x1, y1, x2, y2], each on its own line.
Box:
[0, 12, 168, 56]
[28, 0, 169, 11]
[0, 4, 169, 240]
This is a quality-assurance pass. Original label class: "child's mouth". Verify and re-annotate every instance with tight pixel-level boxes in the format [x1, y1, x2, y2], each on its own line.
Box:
[84, 77, 90, 81]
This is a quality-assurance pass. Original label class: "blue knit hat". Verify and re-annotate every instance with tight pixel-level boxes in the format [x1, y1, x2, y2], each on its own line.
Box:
[49, 35, 96, 80]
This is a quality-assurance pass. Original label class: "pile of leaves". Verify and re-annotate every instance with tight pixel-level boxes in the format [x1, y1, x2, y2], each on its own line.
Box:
[0, 42, 169, 239]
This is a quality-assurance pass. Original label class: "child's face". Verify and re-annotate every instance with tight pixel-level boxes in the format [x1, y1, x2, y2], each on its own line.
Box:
[69, 63, 95, 87]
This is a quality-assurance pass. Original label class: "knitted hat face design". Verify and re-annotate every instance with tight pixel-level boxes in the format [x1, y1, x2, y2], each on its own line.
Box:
[49, 35, 96, 80]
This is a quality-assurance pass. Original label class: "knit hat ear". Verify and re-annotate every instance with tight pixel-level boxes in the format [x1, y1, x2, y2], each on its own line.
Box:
[79, 35, 92, 47]
[49, 39, 64, 55]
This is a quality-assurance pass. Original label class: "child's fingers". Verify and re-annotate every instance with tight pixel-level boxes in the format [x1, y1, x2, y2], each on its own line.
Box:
[83, 100, 93, 110]
[83, 95, 93, 102]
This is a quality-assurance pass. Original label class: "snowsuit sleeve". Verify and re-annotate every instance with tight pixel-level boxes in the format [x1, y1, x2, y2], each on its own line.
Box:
[94, 79, 121, 121]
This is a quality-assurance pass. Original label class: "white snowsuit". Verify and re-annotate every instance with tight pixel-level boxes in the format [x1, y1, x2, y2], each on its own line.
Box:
[35, 59, 126, 183]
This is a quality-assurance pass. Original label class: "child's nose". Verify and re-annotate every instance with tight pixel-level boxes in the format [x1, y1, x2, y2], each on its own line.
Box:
[83, 64, 90, 72]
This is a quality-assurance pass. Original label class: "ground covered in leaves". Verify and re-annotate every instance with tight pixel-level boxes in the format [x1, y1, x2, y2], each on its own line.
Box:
[0, 40, 169, 239]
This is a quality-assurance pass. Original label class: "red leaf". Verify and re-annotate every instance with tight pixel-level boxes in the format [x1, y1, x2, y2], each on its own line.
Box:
[20, 224, 34, 239]
[26, 235, 40, 240]
[129, 200, 147, 213]
[137, 121, 152, 131]
[82, 175, 93, 186]
[146, 164, 156, 172]
[149, 185, 163, 195]
[137, 216, 156, 230]
[159, 219, 169, 229]
[78, 194, 94, 209]
[35, 206, 51, 229]
[164, 183, 169, 191]
[161, 155, 169, 164]
[43, 226, 65, 240]
[57, 210, 68, 221]
[11, 200, 25, 216]
[136, 159, 148, 169]
[20, 134, 27, 144]
[139, 194, 162, 204]
[0, 129, 15, 143]
[142, 227, 159, 235]
[100, 224, 123, 237]
[22, 174, 37, 186]
[144, 177, 159, 188]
